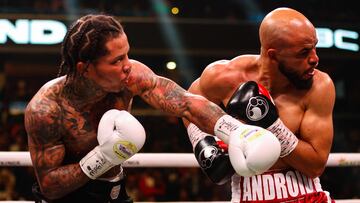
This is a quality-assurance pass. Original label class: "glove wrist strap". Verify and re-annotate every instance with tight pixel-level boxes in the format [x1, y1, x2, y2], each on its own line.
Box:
[267, 118, 299, 157]
[214, 115, 244, 144]
[97, 165, 124, 182]
[80, 146, 113, 179]
[187, 123, 211, 150]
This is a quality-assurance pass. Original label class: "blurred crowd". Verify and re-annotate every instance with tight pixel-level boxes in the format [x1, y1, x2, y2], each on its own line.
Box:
[1, 0, 360, 201]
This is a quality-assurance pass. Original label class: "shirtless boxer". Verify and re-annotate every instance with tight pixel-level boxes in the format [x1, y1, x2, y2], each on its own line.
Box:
[184, 8, 335, 202]
[25, 14, 281, 202]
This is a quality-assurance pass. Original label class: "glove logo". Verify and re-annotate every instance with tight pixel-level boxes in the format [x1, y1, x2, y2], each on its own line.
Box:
[246, 96, 269, 121]
[113, 141, 137, 160]
[198, 146, 218, 169]
[88, 158, 106, 177]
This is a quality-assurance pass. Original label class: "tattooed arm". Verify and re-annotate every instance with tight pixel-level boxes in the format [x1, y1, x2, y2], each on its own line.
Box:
[127, 60, 226, 134]
[25, 102, 89, 200]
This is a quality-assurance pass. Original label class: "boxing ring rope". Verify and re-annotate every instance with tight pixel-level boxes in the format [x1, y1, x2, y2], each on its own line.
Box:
[0, 152, 359, 203]
[0, 152, 360, 167]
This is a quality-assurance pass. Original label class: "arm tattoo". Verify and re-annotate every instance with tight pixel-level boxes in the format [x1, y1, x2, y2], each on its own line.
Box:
[138, 75, 225, 133]
[25, 88, 88, 198]
[140, 76, 189, 114]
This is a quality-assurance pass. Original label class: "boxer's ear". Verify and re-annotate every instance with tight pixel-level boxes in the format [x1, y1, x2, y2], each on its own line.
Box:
[267, 48, 277, 60]
[76, 61, 89, 77]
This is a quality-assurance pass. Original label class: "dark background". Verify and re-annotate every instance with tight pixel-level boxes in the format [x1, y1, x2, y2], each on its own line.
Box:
[0, 0, 359, 201]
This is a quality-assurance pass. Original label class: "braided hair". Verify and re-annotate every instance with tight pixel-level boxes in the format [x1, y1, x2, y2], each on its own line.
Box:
[58, 14, 124, 84]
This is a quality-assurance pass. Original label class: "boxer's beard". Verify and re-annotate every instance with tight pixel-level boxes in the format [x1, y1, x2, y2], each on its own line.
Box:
[279, 63, 313, 90]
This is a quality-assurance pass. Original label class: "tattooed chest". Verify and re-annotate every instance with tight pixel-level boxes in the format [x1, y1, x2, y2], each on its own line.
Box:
[61, 111, 99, 159]
[60, 99, 131, 159]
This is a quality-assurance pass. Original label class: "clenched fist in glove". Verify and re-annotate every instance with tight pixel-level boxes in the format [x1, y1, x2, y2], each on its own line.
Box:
[80, 109, 146, 179]
[188, 113, 281, 177]
[188, 123, 235, 184]
[213, 115, 281, 177]
[226, 81, 299, 157]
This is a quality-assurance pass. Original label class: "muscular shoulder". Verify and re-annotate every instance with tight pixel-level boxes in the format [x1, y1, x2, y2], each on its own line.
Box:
[26, 77, 64, 113]
[311, 70, 334, 95]
[201, 55, 258, 85]
[126, 59, 158, 95]
[129, 59, 156, 77]
[25, 78, 64, 144]
[316, 70, 334, 87]
[198, 55, 258, 102]
[307, 70, 335, 112]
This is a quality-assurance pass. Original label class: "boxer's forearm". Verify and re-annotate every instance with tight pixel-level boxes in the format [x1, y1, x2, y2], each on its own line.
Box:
[30, 145, 89, 199]
[182, 93, 226, 133]
[139, 76, 226, 134]
[38, 163, 89, 199]
[281, 140, 329, 178]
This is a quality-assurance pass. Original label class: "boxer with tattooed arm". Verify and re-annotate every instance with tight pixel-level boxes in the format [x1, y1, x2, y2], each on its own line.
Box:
[25, 14, 279, 203]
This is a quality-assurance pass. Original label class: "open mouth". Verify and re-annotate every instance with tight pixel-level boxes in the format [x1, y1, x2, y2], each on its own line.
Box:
[123, 76, 130, 85]
[304, 68, 315, 79]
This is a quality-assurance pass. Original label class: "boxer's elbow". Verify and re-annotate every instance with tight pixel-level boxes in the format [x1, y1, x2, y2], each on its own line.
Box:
[39, 176, 70, 200]
[303, 159, 327, 178]
[306, 165, 326, 178]
[43, 191, 63, 200]
[309, 153, 329, 178]
[40, 184, 66, 200]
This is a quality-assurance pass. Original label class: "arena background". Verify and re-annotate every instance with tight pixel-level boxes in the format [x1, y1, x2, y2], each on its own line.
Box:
[0, 0, 359, 201]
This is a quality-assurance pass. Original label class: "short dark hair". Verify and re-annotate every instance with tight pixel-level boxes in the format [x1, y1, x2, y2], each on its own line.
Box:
[58, 14, 124, 83]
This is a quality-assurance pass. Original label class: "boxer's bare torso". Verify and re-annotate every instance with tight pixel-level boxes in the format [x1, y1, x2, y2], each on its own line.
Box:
[25, 76, 132, 196]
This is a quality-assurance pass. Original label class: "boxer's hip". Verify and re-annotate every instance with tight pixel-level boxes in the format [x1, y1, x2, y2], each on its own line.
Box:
[32, 173, 132, 203]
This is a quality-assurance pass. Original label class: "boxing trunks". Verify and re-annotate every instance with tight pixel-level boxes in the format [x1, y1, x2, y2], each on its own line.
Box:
[32, 173, 132, 203]
[231, 169, 334, 203]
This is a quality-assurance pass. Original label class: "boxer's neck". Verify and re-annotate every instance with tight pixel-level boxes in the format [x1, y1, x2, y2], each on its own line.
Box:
[62, 76, 107, 110]
[258, 56, 290, 95]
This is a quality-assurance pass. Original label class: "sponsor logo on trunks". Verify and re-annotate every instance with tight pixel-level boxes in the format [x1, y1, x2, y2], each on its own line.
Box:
[246, 96, 269, 121]
[113, 141, 137, 160]
[110, 185, 121, 199]
[236, 170, 323, 201]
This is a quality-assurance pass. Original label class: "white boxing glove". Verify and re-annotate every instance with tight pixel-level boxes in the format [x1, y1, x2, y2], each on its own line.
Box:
[80, 109, 146, 179]
[214, 115, 280, 177]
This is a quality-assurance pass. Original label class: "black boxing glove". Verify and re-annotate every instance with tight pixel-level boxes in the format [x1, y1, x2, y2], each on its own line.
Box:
[194, 136, 235, 185]
[226, 81, 298, 157]
[226, 81, 277, 127]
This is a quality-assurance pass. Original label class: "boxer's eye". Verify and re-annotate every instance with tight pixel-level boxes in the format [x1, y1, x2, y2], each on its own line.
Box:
[112, 55, 125, 64]
[297, 48, 311, 58]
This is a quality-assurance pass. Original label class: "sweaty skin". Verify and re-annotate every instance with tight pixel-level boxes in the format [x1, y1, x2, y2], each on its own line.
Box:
[185, 8, 335, 178]
[25, 33, 225, 199]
